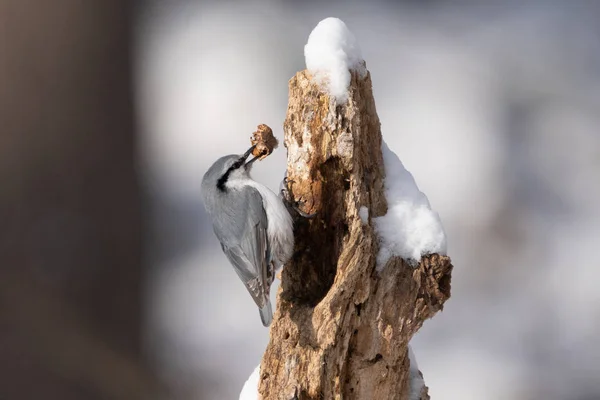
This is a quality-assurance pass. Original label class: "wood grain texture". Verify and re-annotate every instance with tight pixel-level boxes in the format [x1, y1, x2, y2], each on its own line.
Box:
[258, 68, 453, 399]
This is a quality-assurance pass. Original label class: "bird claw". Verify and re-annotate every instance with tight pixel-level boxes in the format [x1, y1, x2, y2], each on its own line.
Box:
[280, 175, 317, 219]
[293, 200, 317, 218]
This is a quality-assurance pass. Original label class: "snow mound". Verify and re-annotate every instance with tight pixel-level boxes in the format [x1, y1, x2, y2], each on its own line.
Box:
[374, 141, 447, 267]
[408, 345, 425, 400]
[239, 364, 260, 400]
[304, 17, 366, 104]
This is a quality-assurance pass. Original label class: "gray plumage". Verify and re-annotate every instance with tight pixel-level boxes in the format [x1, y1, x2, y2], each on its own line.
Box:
[201, 151, 294, 326]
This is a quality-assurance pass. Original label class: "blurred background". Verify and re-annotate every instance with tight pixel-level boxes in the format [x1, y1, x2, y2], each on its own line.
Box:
[137, 0, 600, 399]
[2, 1, 599, 399]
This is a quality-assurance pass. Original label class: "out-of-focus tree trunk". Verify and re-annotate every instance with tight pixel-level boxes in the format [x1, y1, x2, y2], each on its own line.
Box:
[259, 69, 453, 399]
[0, 1, 162, 398]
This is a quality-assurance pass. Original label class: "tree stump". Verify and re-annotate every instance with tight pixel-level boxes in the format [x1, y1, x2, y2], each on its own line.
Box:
[258, 68, 453, 400]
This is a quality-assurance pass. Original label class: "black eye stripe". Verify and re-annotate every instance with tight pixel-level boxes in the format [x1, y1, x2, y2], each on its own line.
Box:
[216, 158, 245, 191]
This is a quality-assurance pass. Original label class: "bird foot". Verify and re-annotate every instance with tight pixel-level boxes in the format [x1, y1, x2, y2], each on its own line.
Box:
[280, 176, 317, 219]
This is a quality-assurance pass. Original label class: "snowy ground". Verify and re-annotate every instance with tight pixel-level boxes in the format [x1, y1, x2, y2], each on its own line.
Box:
[136, 1, 600, 399]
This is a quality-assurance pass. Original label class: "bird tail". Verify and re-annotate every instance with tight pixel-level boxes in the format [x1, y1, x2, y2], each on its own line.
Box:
[259, 299, 273, 327]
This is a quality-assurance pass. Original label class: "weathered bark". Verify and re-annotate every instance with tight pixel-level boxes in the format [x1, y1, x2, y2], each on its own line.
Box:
[259, 68, 453, 400]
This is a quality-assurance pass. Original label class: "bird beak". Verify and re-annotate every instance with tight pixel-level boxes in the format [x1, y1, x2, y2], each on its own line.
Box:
[242, 145, 256, 160]
[245, 156, 259, 168]
[243, 145, 259, 168]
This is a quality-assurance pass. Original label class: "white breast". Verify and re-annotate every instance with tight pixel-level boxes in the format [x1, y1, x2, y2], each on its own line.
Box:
[245, 180, 294, 266]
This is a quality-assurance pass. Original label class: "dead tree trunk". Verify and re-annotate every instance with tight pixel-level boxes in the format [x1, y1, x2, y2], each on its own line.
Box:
[258, 68, 453, 400]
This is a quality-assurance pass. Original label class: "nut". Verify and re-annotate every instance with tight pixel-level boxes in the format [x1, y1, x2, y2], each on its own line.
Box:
[250, 124, 278, 160]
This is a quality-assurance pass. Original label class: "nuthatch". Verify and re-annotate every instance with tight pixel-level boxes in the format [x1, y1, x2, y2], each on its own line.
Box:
[201, 145, 294, 326]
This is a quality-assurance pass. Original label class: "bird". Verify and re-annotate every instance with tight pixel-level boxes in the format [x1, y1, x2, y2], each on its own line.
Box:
[200, 145, 294, 326]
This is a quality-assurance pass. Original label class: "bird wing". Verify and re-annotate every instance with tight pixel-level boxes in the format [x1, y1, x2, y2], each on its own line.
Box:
[218, 188, 272, 317]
